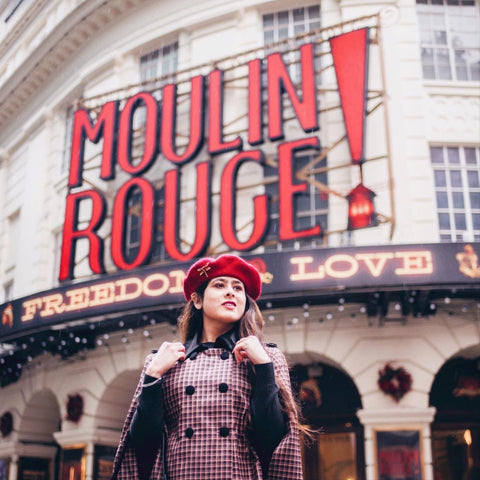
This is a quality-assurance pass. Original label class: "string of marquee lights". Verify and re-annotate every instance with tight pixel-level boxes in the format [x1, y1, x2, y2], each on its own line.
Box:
[1, 293, 479, 387]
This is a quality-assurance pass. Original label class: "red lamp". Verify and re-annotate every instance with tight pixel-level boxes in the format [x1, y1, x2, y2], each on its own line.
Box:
[347, 183, 377, 230]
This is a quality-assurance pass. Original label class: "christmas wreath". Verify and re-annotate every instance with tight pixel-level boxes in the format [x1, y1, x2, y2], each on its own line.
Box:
[66, 393, 84, 423]
[378, 363, 412, 402]
[0, 411, 13, 437]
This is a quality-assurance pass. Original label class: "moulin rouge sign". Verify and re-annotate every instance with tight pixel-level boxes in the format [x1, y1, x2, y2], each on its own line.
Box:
[59, 29, 370, 281]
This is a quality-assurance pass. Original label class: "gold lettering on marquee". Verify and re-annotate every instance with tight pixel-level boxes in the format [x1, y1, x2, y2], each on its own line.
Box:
[19, 251, 436, 323]
[324, 254, 359, 278]
[89, 282, 116, 307]
[40, 293, 66, 317]
[290, 250, 434, 282]
[290, 256, 325, 280]
[169, 270, 186, 294]
[20, 271, 187, 322]
[64, 287, 91, 311]
[394, 251, 433, 275]
[115, 277, 143, 301]
[355, 253, 394, 277]
[21, 298, 43, 321]
[143, 273, 169, 296]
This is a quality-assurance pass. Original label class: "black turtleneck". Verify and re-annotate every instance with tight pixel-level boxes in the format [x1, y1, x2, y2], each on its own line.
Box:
[129, 328, 287, 479]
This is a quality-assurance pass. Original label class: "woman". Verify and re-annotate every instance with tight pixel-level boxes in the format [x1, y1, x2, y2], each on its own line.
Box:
[112, 254, 303, 480]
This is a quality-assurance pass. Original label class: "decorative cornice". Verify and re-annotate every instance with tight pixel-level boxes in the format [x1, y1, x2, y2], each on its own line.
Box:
[0, 0, 146, 129]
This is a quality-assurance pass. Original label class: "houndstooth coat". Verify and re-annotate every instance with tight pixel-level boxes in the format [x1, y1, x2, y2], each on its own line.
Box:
[112, 344, 303, 480]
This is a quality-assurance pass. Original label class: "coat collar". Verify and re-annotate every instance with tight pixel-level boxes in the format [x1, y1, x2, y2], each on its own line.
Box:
[184, 324, 240, 359]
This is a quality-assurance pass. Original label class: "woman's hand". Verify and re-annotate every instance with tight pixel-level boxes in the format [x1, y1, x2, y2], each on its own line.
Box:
[233, 336, 271, 365]
[146, 341, 186, 378]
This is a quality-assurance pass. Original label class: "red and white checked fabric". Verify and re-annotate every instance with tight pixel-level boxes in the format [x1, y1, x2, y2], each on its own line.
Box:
[112, 345, 303, 480]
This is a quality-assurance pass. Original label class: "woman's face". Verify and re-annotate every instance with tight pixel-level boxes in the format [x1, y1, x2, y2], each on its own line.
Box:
[195, 276, 247, 329]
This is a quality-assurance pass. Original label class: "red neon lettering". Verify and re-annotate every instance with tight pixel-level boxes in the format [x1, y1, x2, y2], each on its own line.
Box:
[220, 150, 268, 251]
[208, 69, 242, 155]
[161, 76, 204, 164]
[248, 58, 263, 145]
[278, 136, 321, 240]
[111, 177, 154, 270]
[117, 92, 158, 175]
[68, 101, 118, 187]
[163, 162, 211, 261]
[59, 190, 106, 281]
[267, 43, 318, 141]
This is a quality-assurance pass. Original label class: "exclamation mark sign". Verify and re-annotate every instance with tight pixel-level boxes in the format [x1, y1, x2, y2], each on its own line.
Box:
[329, 28, 370, 165]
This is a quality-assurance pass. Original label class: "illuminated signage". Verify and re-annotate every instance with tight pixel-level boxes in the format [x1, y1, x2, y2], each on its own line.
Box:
[2, 243, 479, 340]
[59, 30, 371, 281]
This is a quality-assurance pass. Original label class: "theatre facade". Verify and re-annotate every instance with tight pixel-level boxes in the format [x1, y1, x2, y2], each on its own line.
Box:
[0, 0, 479, 479]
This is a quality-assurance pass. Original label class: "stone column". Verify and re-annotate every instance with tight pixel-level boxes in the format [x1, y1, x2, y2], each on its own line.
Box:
[358, 407, 436, 480]
[8, 454, 18, 480]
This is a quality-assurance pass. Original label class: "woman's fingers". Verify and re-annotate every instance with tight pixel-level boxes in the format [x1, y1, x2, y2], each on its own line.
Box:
[233, 336, 270, 365]
[147, 342, 186, 376]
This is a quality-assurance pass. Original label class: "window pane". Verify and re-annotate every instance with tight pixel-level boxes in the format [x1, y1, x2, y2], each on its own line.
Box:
[294, 24, 306, 36]
[467, 170, 480, 188]
[431, 146, 444, 163]
[449, 170, 462, 187]
[417, 1, 480, 81]
[454, 213, 467, 230]
[308, 5, 320, 17]
[434, 30, 447, 44]
[263, 13, 274, 27]
[470, 192, 480, 209]
[472, 213, 480, 229]
[436, 191, 449, 208]
[465, 148, 477, 164]
[452, 191, 465, 208]
[437, 49, 452, 79]
[471, 62, 480, 80]
[447, 147, 460, 164]
[264, 30, 274, 45]
[278, 11, 289, 24]
[434, 170, 447, 187]
[278, 27, 289, 40]
[439, 212, 451, 229]
[293, 8, 305, 22]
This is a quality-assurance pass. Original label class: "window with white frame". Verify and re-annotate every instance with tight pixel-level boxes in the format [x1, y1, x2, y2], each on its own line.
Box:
[263, 6, 321, 45]
[416, 0, 480, 81]
[140, 42, 178, 84]
[431, 146, 480, 242]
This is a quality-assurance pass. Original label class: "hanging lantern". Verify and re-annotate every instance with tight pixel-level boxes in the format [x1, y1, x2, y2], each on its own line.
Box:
[347, 183, 377, 230]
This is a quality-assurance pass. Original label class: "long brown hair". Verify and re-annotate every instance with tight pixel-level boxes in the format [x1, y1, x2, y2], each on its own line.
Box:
[177, 285, 312, 437]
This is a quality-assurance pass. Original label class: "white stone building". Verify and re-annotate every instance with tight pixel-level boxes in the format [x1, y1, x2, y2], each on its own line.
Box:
[0, 1, 479, 479]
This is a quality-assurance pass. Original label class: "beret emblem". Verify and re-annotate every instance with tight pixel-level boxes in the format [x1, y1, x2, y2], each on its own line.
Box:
[197, 263, 211, 277]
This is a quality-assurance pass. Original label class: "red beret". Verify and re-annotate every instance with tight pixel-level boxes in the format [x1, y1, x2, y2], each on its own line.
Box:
[183, 254, 262, 301]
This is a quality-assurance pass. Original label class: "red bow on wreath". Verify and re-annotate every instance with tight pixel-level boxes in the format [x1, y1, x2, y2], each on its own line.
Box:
[378, 363, 412, 402]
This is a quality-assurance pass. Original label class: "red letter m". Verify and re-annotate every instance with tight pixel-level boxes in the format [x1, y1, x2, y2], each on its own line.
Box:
[68, 101, 118, 187]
